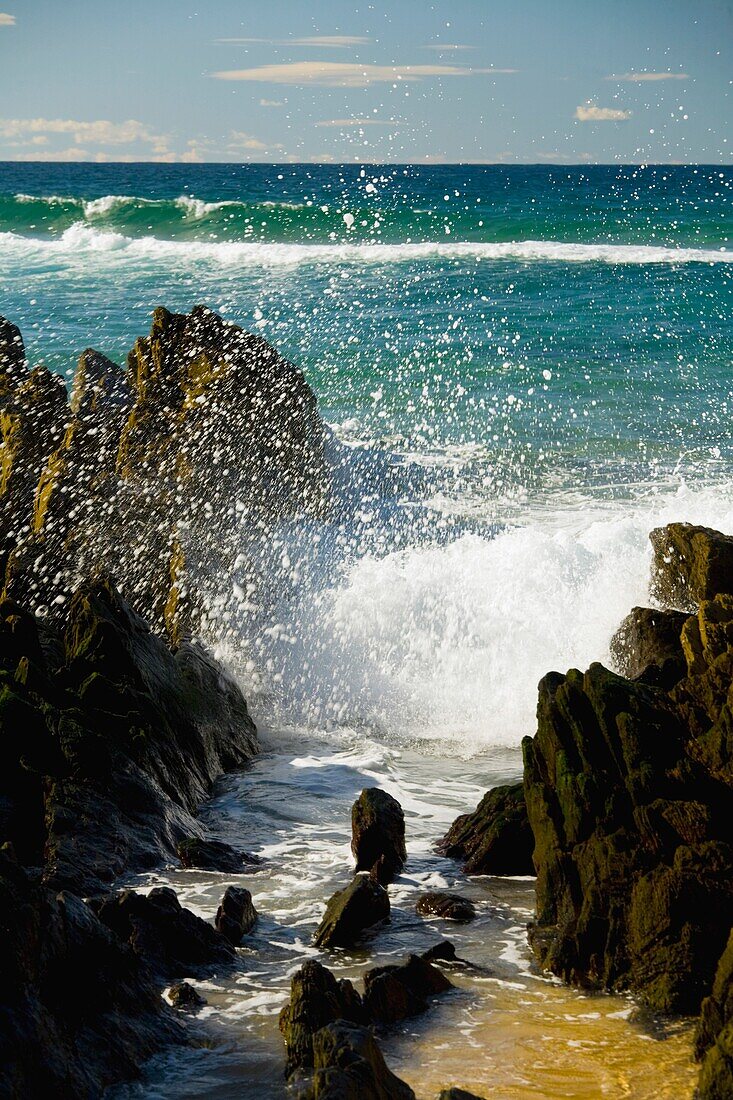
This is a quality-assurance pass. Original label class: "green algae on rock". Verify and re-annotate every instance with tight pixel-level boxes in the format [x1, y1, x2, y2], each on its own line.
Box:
[438, 782, 534, 876]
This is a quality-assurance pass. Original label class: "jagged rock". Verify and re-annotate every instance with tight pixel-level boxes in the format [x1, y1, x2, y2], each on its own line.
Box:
[696, 930, 733, 1097]
[0, 846, 181, 1097]
[215, 885, 257, 944]
[415, 892, 476, 922]
[650, 523, 733, 612]
[439, 1090, 486, 1100]
[314, 873, 390, 949]
[362, 954, 453, 1026]
[279, 960, 365, 1077]
[523, 659, 733, 1013]
[177, 836, 261, 873]
[0, 315, 26, 395]
[168, 981, 206, 1011]
[351, 788, 406, 885]
[610, 605, 689, 688]
[304, 1021, 415, 1100]
[421, 940, 458, 964]
[438, 782, 534, 876]
[93, 886, 235, 979]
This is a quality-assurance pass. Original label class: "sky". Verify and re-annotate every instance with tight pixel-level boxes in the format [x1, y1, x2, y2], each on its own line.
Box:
[0, 0, 731, 164]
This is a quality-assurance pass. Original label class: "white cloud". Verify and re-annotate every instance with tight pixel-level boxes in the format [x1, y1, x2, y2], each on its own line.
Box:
[422, 44, 474, 51]
[212, 61, 516, 86]
[316, 118, 399, 127]
[260, 98, 284, 107]
[0, 117, 167, 146]
[606, 72, 689, 82]
[227, 130, 284, 152]
[575, 104, 631, 122]
[0, 13, 15, 26]
[216, 35, 370, 47]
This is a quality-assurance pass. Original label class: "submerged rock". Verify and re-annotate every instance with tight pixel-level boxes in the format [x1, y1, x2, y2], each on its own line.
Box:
[177, 837, 261, 873]
[168, 981, 207, 1011]
[215, 884, 257, 944]
[313, 873, 390, 949]
[362, 954, 453, 1026]
[438, 782, 534, 876]
[279, 960, 365, 1077]
[305, 1021, 415, 1100]
[610, 605, 689, 688]
[650, 523, 733, 612]
[438, 1090, 487, 1100]
[351, 787, 407, 885]
[415, 892, 477, 922]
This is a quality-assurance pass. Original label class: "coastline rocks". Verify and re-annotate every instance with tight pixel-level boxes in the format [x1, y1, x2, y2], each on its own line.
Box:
[352, 788, 407, 885]
[362, 954, 453, 1026]
[177, 837, 261, 873]
[168, 981, 207, 1011]
[651, 523, 733, 612]
[610, 605, 689, 688]
[439, 1091, 486, 1100]
[314, 873, 390, 949]
[416, 892, 477, 922]
[215, 885, 257, 944]
[696, 929, 733, 1097]
[279, 960, 366, 1077]
[304, 1021, 415, 1100]
[93, 887, 236, 979]
[438, 783, 534, 876]
[0, 847, 181, 1097]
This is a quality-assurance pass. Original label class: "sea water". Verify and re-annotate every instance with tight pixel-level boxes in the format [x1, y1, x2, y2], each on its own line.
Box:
[1, 161, 731, 1097]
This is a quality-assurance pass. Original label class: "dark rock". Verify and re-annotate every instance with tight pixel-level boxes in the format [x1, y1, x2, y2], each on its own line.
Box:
[279, 959, 365, 1077]
[314, 873, 390, 949]
[650, 523, 733, 612]
[421, 940, 458, 964]
[93, 886, 235, 980]
[0, 314, 26, 394]
[416, 892, 476, 922]
[304, 1021, 415, 1100]
[610, 605, 689, 688]
[168, 981, 206, 1011]
[438, 782, 534, 876]
[215, 884, 257, 944]
[352, 787, 406, 885]
[438, 1090, 487, 1100]
[0, 845, 181, 1097]
[362, 954, 453, 1026]
[696, 930, 733, 1097]
[177, 836, 261, 873]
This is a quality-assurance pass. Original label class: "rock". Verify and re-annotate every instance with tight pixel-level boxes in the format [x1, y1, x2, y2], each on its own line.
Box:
[438, 782, 534, 876]
[0, 315, 26, 394]
[610, 605, 689, 688]
[416, 892, 476, 922]
[93, 886, 235, 980]
[352, 788, 406, 885]
[215, 885, 257, 944]
[696, 930, 733, 1097]
[279, 959, 365, 1077]
[0, 845, 181, 1097]
[305, 1021, 415, 1100]
[168, 981, 206, 1011]
[362, 954, 453, 1026]
[421, 940, 458, 964]
[523, 659, 733, 1013]
[438, 1090, 487, 1100]
[313, 873, 390, 949]
[177, 837, 261, 873]
[650, 523, 733, 612]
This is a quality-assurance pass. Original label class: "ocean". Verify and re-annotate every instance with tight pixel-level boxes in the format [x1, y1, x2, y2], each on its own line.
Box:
[2, 161, 731, 1097]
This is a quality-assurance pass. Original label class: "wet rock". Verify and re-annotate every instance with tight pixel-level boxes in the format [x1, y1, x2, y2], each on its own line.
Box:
[177, 837, 261, 873]
[0, 314, 26, 394]
[610, 605, 689, 688]
[438, 782, 534, 876]
[279, 959, 366, 1077]
[416, 892, 477, 922]
[215, 884, 257, 944]
[696, 929, 733, 1097]
[304, 1021, 415, 1100]
[351, 787, 407, 885]
[650, 523, 733, 612]
[362, 954, 453, 1026]
[439, 1090, 487, 1100]
[93, 886, 235, 980]
[0, 845, 181, 1097]
[168, 981, 206, 1011]
[422, 940, 458, 964]
[313, 873, 390, 949]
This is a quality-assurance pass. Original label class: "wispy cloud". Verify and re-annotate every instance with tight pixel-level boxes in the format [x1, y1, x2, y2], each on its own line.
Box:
[212, 62, 516, 86]
[217, 35, 371, 47]
[0, 117, 168, 148]
[316, 118, 399, 127]
[260, 98, 284, 107]
[227, 129, 284, 152]
[605, 71, 689, 82]
[0, 12, 15, 25]
[422, 44, 474, 51]
[575, 104, 631, 122]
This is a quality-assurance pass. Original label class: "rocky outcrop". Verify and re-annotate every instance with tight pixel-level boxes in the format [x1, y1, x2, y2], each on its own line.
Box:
[314, 873, 390, 949]
[695, 929, 733, 1097]
[650, 523, 733, 612]
[610, 605, 689, 688]
[304, 1021, 415, 1100]
[415, 892, 476, 922]
[362, 954, 453, 1026]
[177, 836, 261, 872]
[215, 884, 257, 944]
[279, 960, 366, 1077]
[0, 845, 182, 1097]
[351, 788, 406, 885]
[438, 783, 534, 876]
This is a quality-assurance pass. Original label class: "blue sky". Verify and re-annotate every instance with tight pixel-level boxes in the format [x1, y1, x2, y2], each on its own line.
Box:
[0, 0, 730, 163]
